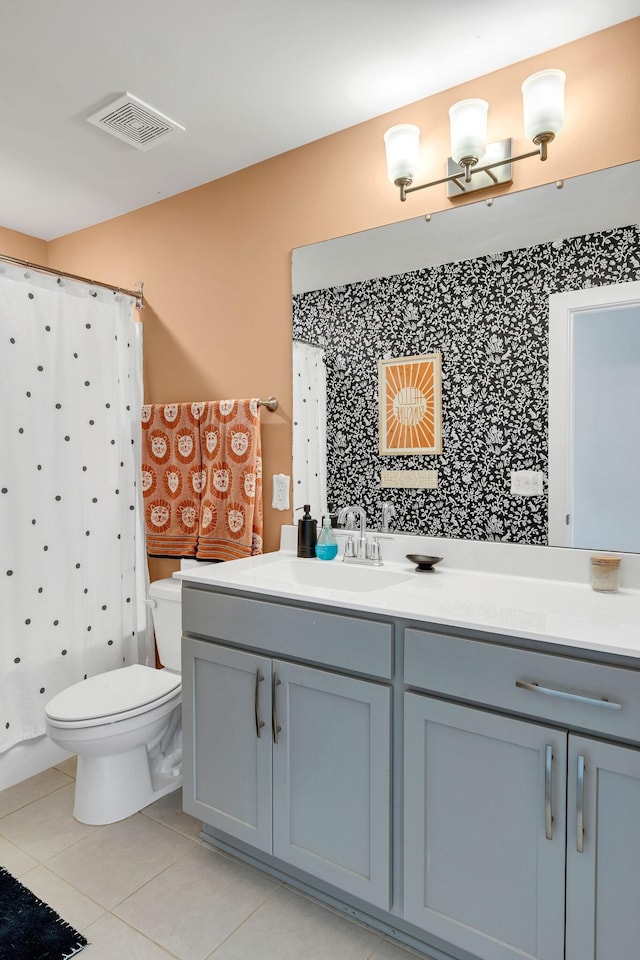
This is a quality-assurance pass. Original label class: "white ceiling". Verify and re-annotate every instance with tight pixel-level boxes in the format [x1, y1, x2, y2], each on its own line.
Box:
[0, 0, 637, 241]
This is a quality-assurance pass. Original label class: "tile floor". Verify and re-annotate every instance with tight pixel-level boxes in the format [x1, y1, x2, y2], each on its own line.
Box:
[0, 760, 431, 960]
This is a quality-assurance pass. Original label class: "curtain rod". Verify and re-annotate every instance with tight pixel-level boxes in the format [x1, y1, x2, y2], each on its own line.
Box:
[0, 252, 144, 308]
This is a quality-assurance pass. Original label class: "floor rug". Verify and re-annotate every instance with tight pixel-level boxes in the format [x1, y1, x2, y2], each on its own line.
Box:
[0, 866, 88, 959]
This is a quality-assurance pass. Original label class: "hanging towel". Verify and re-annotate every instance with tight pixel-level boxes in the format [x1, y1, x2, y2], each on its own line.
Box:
[196, 399, 263, 561]
[141, 402, 207, 557]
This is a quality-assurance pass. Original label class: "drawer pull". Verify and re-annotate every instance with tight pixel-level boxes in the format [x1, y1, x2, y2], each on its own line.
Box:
[544, 744, 553, 841]
[254, 669, 265, 739]
[576, 754, 585, 854]
[515, 680, 622, 711]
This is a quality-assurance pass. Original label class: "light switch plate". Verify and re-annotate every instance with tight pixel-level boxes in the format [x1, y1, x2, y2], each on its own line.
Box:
[510, 470, 544, 496]
[271, 473, 290, 510]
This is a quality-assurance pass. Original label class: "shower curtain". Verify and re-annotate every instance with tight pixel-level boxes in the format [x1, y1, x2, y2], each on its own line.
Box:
[0, 264, 151, 754]
[292, 340, 327, 520]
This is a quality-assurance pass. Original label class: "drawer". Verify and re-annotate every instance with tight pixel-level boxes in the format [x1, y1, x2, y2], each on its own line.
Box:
[404, 628, 640, 743]
[183, 585, 393, 679]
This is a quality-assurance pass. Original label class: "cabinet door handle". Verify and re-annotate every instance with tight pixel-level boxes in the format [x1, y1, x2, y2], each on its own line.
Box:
[254, 669, 265, 739]
[544, 744, 553, 841]
[272, 673, 282, 744]
[576, 754, 585, 854]
[516, 680, 622, 711]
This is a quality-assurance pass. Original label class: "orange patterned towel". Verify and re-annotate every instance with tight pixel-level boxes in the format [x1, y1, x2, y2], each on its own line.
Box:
[142, 402, 207, 557]
[141, 400, 263, 560]
[196, 399, 263, 561]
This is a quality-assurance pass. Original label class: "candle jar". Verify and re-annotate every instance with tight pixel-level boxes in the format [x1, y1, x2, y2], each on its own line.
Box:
[590, 556, 621, 593]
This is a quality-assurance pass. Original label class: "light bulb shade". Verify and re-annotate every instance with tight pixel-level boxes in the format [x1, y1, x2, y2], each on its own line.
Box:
[522, 69, 565, 142]
[449, 98, 488, 165]
[384, 124, 420, 184]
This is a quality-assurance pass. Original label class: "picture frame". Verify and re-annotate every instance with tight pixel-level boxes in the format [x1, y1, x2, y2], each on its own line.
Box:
[378, 353, 442, 455]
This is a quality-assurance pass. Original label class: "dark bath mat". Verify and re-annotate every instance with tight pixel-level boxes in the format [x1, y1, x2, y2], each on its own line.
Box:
[0, 866, 88, 959]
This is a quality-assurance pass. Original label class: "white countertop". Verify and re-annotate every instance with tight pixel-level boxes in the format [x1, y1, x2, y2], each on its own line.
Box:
[175, 528, 640, 662]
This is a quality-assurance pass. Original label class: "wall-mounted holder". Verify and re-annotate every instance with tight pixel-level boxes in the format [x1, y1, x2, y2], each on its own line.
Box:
[446, 139, 512, 197]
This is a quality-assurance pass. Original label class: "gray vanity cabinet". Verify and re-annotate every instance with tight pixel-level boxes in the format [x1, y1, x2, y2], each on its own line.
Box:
[403, 693, 567, 960]
[182, 634, 392, 910]
[403, 626, 640, 960]
[272, 659, 391, 908]
[181, 584, 640, 960]
[565, 736, 640, 960]
[181, 638, 273, 851]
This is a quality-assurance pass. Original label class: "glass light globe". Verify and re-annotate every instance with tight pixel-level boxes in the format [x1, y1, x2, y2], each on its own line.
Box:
[522, 69, 566, 142]
[449, 99, 488, 166]
[384, 124, 420, 184]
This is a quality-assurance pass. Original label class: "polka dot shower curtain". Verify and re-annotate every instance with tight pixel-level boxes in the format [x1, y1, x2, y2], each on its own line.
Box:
[0, 265, 150, 754]
[292, 340, 327, 520]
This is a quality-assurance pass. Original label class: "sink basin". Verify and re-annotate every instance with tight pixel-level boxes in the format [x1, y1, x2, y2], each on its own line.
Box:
[243, 558, 413, 593]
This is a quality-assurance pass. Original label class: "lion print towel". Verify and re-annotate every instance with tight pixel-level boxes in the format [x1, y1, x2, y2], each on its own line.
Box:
[142, 400, 263, 560]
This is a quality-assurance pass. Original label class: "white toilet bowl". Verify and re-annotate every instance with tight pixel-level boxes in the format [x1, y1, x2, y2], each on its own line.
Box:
[45, 577, 185, 825]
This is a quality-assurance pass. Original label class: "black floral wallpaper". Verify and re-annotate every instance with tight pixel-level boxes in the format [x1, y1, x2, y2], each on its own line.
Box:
[292, 226, 640, 544]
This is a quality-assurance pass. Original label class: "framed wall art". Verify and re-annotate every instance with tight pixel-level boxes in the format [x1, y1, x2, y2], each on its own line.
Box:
[378, 353, 442, 455]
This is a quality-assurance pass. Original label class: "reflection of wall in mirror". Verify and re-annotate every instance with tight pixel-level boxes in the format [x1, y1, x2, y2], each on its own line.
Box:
[292, 226, 640, 543]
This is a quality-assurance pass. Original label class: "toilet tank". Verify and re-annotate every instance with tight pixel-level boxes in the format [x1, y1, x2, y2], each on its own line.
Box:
[149, 578, 182, 672]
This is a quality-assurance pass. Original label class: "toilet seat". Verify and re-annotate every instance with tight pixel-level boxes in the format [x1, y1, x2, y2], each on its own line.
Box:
[45, 664, 181, 729]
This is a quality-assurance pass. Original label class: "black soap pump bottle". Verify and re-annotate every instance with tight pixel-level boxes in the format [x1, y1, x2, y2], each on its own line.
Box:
[297, 504, 317, 558]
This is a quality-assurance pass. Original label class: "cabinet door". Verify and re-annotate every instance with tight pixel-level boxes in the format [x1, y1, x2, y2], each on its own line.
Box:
[403, 693, 566, 960]
[182, 637, 273, 852]
[566, 735, 640, 960]
[272, 660, 391, 909]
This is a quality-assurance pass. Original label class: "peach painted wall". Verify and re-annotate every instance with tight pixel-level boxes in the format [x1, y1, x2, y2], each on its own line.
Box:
[18, 20, 640, 575]
[0, 227, 48, 266]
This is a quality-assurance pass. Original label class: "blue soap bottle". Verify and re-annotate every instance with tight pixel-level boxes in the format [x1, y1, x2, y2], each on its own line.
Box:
[315, 514, 339, 560]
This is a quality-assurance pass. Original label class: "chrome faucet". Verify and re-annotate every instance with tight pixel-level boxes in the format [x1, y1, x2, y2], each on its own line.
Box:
[336, 505, 394, 566]
[337, 504, 368, 559]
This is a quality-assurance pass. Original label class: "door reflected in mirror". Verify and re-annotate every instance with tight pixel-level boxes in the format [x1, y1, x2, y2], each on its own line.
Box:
[549, 281, 640, 553]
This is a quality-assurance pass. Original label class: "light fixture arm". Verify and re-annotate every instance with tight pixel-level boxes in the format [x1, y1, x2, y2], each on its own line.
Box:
[396, 136, 552, 202]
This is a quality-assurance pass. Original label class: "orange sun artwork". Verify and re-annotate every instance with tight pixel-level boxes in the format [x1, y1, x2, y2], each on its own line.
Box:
[378, 353, 442, 455]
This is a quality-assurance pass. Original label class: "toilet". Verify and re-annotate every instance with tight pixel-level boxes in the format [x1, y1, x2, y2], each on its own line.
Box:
[45, 577, 184, 825]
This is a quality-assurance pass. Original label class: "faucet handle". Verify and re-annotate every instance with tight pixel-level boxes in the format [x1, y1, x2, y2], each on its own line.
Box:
[379, 501, 397, 533]
[342, 510, 357, 530]
[367, 539, 383, 563]
[366, 534, 394, 564]
[343, 535, 357, 559]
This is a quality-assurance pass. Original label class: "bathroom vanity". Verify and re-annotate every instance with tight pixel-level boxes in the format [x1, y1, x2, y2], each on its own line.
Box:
[176, 529, 640, 960]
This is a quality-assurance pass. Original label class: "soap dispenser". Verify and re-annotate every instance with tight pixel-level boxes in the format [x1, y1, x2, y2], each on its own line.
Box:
[297, 504, 317, 558]
[315, 515, 338, 561]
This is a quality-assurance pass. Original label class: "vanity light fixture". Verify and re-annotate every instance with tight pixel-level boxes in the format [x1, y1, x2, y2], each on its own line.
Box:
[384, 69, 565, 202]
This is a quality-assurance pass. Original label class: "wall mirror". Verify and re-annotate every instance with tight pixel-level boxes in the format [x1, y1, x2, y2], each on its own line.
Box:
[291, 162, 640, 552]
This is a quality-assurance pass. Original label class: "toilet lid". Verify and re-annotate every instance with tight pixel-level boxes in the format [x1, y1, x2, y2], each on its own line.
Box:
[45, 664, 181, 723]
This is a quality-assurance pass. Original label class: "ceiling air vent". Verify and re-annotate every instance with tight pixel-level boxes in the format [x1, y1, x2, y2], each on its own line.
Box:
[86, 93, 185, 152]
